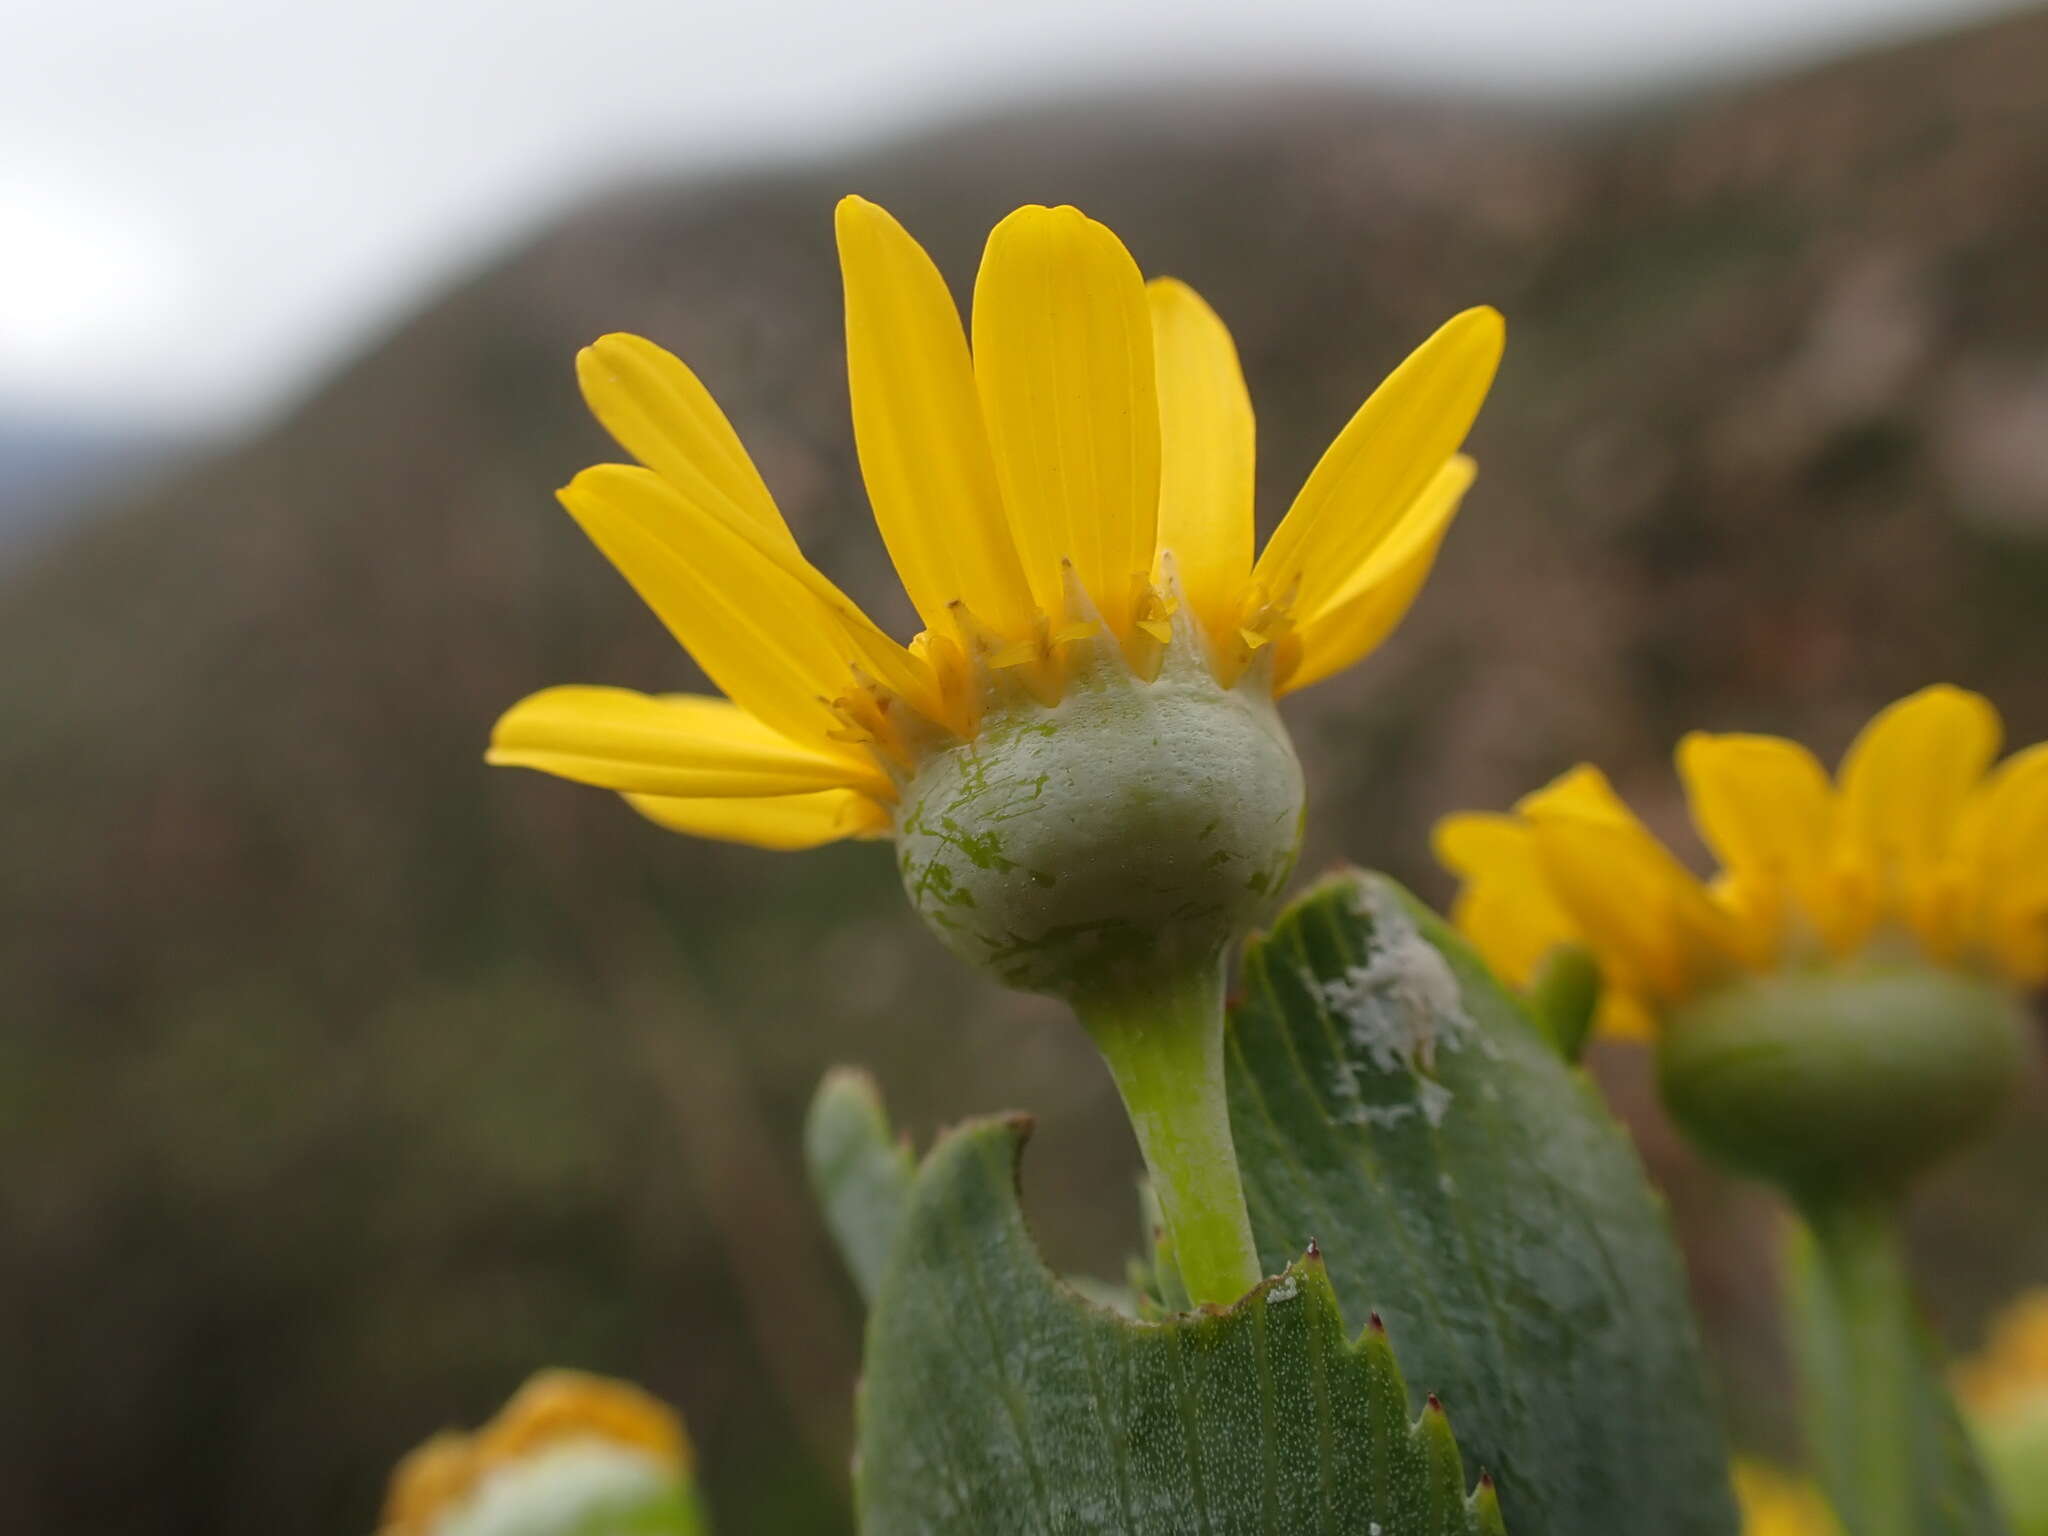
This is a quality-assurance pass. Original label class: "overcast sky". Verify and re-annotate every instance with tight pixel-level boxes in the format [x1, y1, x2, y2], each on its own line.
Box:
[0, 0, 2016, 430]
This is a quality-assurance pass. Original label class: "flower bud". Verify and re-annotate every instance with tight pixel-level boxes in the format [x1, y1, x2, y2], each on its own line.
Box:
[1656, 963, 2029, 1204]
[894, 650, 1304, 1002]
[381, 1370, 703, 1536]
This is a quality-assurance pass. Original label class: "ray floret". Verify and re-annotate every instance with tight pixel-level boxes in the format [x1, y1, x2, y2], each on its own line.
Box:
[489, 196, 1502, 850]
[1435, 684, 2048, 1029]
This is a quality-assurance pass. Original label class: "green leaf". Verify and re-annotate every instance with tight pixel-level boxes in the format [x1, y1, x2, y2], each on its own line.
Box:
[1224, 872, 1737, 1536]
[805, 1066, 915, 1306]
[854, 1109, 1506, 1535]
[1787, 1212, 2012, 1536]
[833, 870, 1734, 1533]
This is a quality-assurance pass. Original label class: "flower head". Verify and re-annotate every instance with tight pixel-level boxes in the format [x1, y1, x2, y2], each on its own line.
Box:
[382, 1370, 699, 1536]
[486, 198, 1502, 1307]
[1435, 685, 2048, 1032]
[487, 198, 1502, 853]
[1436, 685, 2040, 1198]
[1959, 1289, 2048, 1420]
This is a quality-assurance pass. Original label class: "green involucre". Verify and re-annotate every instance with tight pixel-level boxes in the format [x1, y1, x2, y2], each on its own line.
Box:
[893, 657, 1302, 1000]
[1657, 961, 2028, 1204]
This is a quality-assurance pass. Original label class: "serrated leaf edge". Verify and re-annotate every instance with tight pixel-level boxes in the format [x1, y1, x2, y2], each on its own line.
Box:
[872, 1104, 1506, 1530]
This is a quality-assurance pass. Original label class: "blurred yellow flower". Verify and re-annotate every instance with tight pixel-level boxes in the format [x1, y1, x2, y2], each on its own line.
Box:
[1734, 1460, 1840, 1536]
[1957, 1290, 2048, 1536]
[489, 197, 1502, 848]
[1434, 686, 2048, 1036]
[382, 1369, 694, 1536]
[1958, 1289, 2048, 1417]
[1718, 1295, 2048, 1536]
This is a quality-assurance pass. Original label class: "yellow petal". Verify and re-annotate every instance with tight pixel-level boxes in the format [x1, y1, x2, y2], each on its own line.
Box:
[1955, 1288, 2048, 1416]
[559, 464, 934, 749]
[836, 197, 1034, 638]
[1526, 815, 1728, 1005]
[1521, 766, 1741, 1004]
[1515, 761, 1636, 825]
[1595, 992, 1657, 1043]
[972, 204, 1160, 637]
[487, 687, 888, 799]
[1277, 455, 1473, 694]
[1437, 806, 1660, 1038]
[1836, 685, 2002, 942]
[1963, 742, 2048, 981]
[1732, 1461, 1840, 1536]
[383, 1432, 478, 1536]
[624, 787, 890, 850]
[1676, 731, 1835, 955]
[2001, 917, 2048, 985]
[1254, 307, 1503, 624]
[1434, 810, 1541, 883]
[1435, 812, 1580, 989]
[476, 1370, 690, 1475]
[1148, 277, 1253, 639]
[1679, 732, 1834, 883]
[576, 334, 794, 552]
[1449, 881, 1573, 992]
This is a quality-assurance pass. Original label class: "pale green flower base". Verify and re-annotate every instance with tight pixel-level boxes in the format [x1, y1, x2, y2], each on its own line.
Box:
[1666, 962, 2028, 1536]
[1659, 961, 2026, 1206]
[892, 637, 1303, 1001]
[435, 1443, 705, 1536]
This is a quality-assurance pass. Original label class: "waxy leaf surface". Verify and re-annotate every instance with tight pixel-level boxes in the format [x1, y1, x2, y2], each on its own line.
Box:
[1225, 873, 1736, 1535]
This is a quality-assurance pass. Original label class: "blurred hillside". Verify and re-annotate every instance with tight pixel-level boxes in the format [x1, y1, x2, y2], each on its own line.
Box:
[4, 10, 2047, 1534]
[0, 415, 184, 562]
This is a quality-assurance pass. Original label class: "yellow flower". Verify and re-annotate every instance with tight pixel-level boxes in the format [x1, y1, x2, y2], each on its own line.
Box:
[1733, 1460, 1840, 1536]
[1958, 1289, 2048, 1419]
[1958, 1290, 2048, 1536]
[1434, 685, 2048, 1034]
[1725, 1295, 2048, 1536]
[488, 197, 1503, 850]
[382, 1369, 695, 1536]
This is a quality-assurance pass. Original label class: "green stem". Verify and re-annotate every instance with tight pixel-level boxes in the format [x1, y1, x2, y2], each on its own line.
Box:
[1797, 1195, 1918, 1536]
[1074, 955, 1261, 1309]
